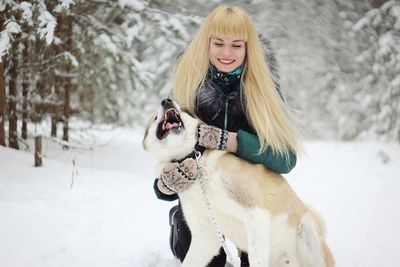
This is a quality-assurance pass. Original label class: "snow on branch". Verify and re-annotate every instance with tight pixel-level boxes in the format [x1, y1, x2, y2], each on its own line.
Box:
[19, 2, 33, 25]
[0, 0, 12, 12]
[0, 20, 21, 61]
[38, 2, 57, 45]
[95, 33, 118, 55]
[54, 0, 75, 13]
[118, 0, 146, 11]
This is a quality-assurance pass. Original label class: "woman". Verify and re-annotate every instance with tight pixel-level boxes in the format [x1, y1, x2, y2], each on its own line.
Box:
[153, 5, 300, 267]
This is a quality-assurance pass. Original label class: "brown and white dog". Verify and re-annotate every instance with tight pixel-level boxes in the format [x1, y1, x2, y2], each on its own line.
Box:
[143, 99, 334, 267]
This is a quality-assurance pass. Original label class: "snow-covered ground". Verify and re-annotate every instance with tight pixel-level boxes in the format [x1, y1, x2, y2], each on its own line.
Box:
[1, 127, 399, 267]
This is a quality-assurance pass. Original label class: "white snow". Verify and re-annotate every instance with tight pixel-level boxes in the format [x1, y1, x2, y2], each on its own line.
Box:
[378, 32, 394, 56]
[54, 0, 75, 13]
[0, 21, 22, 60]
[1, 128, 400, 267]
[38, 10, 57, 45]
[118, 0, 146, 11]
[19, 2, 33, 25]
[95, 33, 118, 56]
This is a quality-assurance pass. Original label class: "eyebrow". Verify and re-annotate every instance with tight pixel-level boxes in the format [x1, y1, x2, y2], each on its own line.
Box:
[212, 37, 244, 43]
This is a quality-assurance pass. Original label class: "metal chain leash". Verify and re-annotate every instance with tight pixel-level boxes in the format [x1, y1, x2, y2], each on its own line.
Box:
[194, 150, 235, 265]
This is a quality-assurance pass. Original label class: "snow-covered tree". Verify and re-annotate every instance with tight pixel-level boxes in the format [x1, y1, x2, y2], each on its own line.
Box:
[348, 0, 400, 142]
[1, 0, 399, 155]
[70, 0, 200, 125]
[0, 0, 198, 151]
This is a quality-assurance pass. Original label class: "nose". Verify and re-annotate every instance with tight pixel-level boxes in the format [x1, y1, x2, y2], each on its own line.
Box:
[161, 98, 173, 107]
[221, 46, 233, 57]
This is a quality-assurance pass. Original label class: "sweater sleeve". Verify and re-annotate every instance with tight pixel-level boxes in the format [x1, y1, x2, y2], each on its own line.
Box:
[235, 129, 296, 174]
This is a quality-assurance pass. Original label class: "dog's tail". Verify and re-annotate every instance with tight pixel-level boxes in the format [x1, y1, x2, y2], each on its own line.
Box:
[296, 208, 335, 267]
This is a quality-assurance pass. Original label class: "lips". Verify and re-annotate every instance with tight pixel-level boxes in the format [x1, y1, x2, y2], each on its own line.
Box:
[218, 58, 235, 65]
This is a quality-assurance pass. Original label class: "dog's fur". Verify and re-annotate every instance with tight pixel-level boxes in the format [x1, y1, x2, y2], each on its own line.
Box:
[143, 100, 334, 267]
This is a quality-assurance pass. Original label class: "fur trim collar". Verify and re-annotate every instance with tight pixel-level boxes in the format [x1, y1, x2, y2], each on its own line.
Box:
[196, 79, 246, 122]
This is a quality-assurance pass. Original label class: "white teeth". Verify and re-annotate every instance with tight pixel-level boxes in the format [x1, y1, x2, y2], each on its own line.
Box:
[219, 59, 234, 64]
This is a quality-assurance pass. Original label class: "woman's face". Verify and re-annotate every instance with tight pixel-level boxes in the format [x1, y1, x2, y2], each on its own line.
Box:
[209, 35, 246, 73]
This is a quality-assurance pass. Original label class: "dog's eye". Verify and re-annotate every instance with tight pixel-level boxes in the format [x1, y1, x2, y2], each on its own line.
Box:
[153, 115, 157, 121]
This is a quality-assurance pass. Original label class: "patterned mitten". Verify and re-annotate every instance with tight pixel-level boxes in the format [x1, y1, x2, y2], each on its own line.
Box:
[197, 123, 228, 150]
[157, 158, 198, 195]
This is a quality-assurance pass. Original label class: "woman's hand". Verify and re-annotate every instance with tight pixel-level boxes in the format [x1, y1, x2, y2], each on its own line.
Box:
[197, 123, 237, 153]
[157, 158, 198, 195]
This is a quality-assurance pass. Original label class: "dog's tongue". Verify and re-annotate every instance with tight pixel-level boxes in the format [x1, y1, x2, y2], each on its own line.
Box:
[165, 122, 179, 130]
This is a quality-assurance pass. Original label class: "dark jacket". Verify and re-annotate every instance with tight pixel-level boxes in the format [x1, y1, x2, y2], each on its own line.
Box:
[154, 38, 296, 201]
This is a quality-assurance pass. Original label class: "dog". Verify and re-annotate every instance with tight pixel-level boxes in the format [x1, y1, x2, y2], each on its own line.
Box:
[143, 98, 335, 267]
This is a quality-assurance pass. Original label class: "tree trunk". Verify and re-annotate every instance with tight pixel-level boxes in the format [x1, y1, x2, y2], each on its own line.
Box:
[8, 34, 20, 150]
[372, 0, 383, 8]
[0, 14, 6, 147]
[21, 37, 29, 139]
[34, 135, 42, 167]
[51, 116, 57, 137]
[51, 14, 63, 138]
[63, 15, 73, 148]
[0, 60, 6, 147]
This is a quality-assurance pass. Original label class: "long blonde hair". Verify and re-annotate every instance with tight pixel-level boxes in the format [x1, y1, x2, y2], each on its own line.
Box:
[171, 5, 299, 157]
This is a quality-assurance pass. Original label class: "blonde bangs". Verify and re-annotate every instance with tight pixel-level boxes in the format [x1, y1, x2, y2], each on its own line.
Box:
[206, 6, 249, 42]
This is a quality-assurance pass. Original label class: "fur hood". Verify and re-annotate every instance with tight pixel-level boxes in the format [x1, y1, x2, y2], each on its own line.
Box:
[259, 34, 281, 94]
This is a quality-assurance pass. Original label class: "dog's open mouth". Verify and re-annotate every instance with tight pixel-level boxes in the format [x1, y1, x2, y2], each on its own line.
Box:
[156, 108, 184, 140]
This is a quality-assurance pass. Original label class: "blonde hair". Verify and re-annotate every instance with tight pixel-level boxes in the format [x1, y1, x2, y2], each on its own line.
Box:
[171, 5, 299, 157]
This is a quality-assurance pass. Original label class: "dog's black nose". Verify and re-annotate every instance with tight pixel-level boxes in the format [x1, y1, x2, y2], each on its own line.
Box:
[161, 98, 173, 107]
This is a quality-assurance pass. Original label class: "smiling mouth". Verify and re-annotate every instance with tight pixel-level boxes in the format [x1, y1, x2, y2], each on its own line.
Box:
[218, 59, 235, 65]
[156, 108, 183, 140]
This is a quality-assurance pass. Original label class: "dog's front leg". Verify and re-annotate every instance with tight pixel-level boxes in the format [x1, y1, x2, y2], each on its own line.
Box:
[180, 226, 221, 267]
[246, 208, 272, 267]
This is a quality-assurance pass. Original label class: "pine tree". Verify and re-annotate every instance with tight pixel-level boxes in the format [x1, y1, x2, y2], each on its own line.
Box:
[350, 0, 400, 141]
[8, 16, 21, 150]
[0, 15, 6, 146]
[0, 59, 6, 146]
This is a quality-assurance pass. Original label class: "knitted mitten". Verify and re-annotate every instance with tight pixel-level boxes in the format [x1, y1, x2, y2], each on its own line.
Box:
[157, 158, 198, 195]
[197, 123, 228, 150]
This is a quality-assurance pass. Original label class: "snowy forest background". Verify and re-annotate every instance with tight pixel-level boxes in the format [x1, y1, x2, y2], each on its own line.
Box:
[1, 1, 400, 266]
[0, 0, 399, 156]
